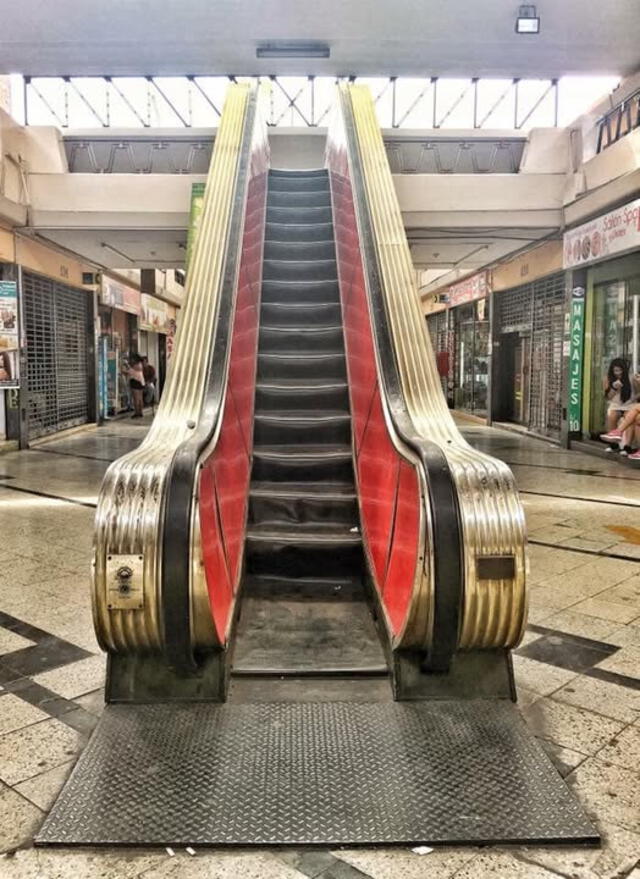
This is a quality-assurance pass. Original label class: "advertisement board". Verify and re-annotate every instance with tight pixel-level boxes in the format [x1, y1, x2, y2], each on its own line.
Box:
[100, 277, 141, 315]
[140, 294, 171, 334]
[0, 280, 20, 388]
[446, 272, 490, 308]
[567, 287, 585, 433]
[563, 198, 640, 269]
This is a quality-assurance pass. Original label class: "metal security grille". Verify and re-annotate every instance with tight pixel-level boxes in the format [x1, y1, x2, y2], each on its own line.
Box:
[530, 274, 565, 437]
[496, 273, 565, 439]
[23, 272, 90, 439]
[427, 311, 449, 395]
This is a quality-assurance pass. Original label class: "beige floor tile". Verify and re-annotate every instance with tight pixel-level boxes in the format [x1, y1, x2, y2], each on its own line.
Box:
[595, 648, 640, 679]
[32, 655, 105, 700]
[596, 722, 640, 770]
[524, 698, 625, 755]
[140, 851, 311, 879]
[570, 598, 640, 624]
[513, 654, 578, 696]
[568, 757, 640, 833]
[14, 760, 74, 811]
[526, 604, 557, 624]
[538, 739, 588, 777]
[1, 848, 166, 878]
[542, 610, 620, 642]
[597, 578, 640, 605]
[73, 689, 105, 716]
[333, 847, 477, 879]
[0, 629, 35, 654]
[552, 675, 640, 724]
[445, 850, 561, 878]
[518, 821, 640, 879]
[0, 695, 49, 736]
[0, 782, 42, 855]
[0, 719, 80, 786]
[607, 624, 640, 648]
[515, 686, 540, 709]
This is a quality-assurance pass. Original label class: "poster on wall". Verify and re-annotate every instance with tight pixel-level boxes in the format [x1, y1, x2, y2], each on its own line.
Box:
[186, 182, 206, 272]
[140, 294, 170, 334]
[0, 280, 19, 388]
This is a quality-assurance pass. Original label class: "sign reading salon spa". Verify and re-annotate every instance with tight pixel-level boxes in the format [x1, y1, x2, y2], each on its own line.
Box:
[563, 198, 640, 269]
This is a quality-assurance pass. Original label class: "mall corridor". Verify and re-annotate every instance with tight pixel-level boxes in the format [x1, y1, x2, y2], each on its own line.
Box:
[0, 417, 639, 877]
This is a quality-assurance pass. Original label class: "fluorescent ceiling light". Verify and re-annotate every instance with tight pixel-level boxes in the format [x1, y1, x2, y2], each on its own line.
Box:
[257, 41, 330, 59]
[516, 4, 540, 33]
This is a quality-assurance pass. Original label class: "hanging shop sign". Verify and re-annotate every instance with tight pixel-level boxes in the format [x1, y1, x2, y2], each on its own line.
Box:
[0, 280, 19, 388]
[446, 272, 490, 308]
[563, 198, 640, 269]
[567, 286, 585, 433]
[100, 277, 141, 315]
[186, 182, 206, 272]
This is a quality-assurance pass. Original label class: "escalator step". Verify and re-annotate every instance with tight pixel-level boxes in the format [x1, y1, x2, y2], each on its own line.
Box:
[268, 176, 330, 193]
[260, 302, 342, 328]
[246, 523, 363, 578]
[262, 259, 337, 282]
[268, 189, 331, 208]
[263, 240, 336, 261]
[267, 205, 333, 225]
[269, 168, 328, 178]
[250, 481, 358, 527]
[259, 325, 344, 354]
[265, 222, 335, 243]
[261, 279, 339, 303]
[244, 573, 365, 600]
[254, 410, 351, 445]
[258, 352, 346, 380]
[256, 379, 349, 411]
[252, 444, 354, 483]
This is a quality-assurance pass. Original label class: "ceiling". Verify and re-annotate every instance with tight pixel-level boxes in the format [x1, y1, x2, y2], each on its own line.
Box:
[36, 229, 188, 269]
[1, 0, 638, 78]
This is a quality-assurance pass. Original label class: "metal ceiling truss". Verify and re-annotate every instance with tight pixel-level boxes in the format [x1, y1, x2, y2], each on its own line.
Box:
[24, 75, 562, 131]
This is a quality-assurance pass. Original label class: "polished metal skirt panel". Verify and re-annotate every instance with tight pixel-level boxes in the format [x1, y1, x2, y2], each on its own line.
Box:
[37, 701, 596, 846]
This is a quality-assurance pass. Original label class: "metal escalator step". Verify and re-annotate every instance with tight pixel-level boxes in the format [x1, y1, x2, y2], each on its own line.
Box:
[249, 480, 358, 527]
[265, 221, 335, 243]
[268, 189, 331, 208]
[267, 176, 331, 193]
[244, 573, 365, 600]
[246, 522, 363, 578]
[260, 301, 342, 327]
[232, 595, 386, 674]
[253, 410, 351, 445]
[37, 701, 598, 845]
[269, 168, 328, 177]
[261, 278, 339, 303]
[252, 444, 353, 482]
[256, 378, 349, 411]
[263, 239, 336, 261]
[259, 325, 344, 354]
[267, 205, 333, 225]
[262, 258, 337, 282]
[258, 351, 346, 380]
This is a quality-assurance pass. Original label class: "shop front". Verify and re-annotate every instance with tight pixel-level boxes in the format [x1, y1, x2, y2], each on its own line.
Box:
[491, 242, 566, 440]
[445, 273, 490, 417]
[424, 294, 450, 400]
[138, 293, 177, 399]
[98, 276, 141, 418]
[563, 199, 640, 440]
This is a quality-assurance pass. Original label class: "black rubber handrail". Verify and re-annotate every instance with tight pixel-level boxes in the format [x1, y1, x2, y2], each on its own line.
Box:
[161, 87, 260, 673]
[337, 88, 464, 671]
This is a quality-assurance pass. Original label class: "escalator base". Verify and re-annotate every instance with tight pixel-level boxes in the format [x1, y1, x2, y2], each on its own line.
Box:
[37, 700, 597, 847]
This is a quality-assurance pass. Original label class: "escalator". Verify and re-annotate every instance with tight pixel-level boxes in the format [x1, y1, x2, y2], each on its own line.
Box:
[37, 83, 597, 848]
[235, 168, 386, 679]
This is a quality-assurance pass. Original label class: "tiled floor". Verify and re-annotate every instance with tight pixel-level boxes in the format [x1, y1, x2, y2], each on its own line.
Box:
[0, 417, 639, 878]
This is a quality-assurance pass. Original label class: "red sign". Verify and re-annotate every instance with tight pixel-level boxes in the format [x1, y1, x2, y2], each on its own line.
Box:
[447, 272, 490, 308]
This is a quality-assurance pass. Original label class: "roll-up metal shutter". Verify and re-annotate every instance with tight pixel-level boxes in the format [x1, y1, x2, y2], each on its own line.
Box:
[23, 272, 91, 439]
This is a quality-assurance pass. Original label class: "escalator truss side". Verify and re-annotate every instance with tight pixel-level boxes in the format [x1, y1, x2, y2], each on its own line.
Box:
[327, 84, 527, 669]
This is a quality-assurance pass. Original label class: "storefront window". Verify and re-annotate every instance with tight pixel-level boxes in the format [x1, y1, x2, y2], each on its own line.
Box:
[588, 276, 640, 435]
[453, 301, 489, 416]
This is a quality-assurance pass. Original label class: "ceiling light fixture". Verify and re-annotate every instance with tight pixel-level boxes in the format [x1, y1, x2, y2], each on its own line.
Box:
[256, 41, 330, 59]
[515, 4, 540, 34]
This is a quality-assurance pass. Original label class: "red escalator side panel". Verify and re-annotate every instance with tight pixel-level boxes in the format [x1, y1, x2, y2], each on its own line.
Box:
[383, 459, 421, 634]
[198, 144, 268, 644]
[328, 146, 421, 640]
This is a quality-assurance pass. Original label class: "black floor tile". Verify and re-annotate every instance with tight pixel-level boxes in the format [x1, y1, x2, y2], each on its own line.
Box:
[0, 636, 90, 677]
[518, 633, 617, 673]
[586, 666, 640, 691]
[4, 677, 78, 716]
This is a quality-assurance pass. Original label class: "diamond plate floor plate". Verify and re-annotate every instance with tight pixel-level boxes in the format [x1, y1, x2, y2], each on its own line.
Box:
[36, 700, 597, 846]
